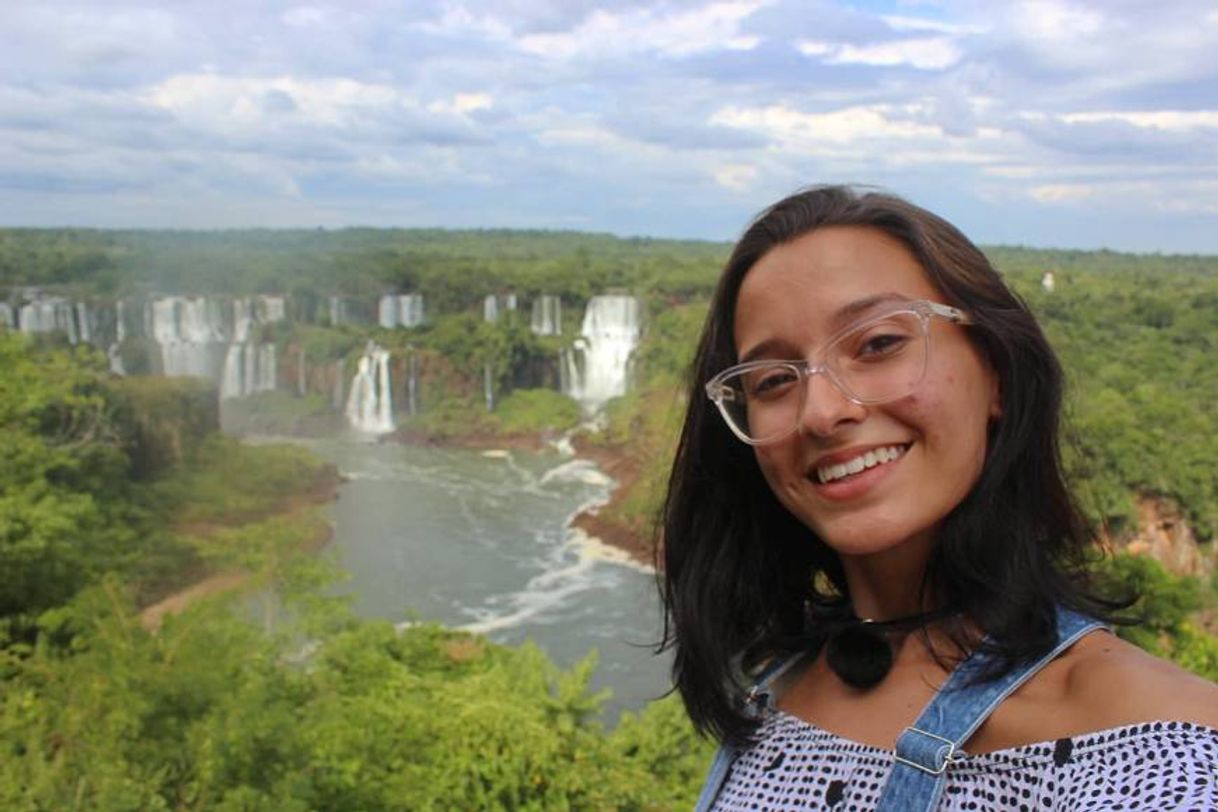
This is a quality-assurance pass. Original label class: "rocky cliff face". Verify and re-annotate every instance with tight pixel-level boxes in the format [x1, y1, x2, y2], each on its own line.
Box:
[1109, 496, 1216, 578]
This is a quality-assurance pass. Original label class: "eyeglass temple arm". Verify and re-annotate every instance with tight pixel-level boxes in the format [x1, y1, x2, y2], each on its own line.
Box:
[926, 302, 972, 325]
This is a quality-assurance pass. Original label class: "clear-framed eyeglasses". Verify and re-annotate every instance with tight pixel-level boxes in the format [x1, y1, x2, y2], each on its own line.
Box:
[705, 299, 972, 445]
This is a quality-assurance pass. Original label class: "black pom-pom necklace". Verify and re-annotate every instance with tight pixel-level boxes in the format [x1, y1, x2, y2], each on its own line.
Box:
[812, 606, 954, 690]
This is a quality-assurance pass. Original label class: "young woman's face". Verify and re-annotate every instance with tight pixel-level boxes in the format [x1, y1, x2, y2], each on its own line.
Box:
[733, 225, 1000, 559]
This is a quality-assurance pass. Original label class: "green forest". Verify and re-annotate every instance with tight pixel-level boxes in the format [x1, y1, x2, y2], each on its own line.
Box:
[1, 228, 1217, 809]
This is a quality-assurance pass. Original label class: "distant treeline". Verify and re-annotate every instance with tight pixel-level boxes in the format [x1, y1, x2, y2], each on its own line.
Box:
[0, 228, 728, 313]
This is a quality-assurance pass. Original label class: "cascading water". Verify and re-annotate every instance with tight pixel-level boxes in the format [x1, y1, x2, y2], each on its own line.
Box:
[107, 300, 127, 375]
[144, 295, 281, 397]
[18, 297, 79, 343]
[405, 349, 419, 416]
[0, 303, 13, 330]
[483, 294, 518, 323]
[484, 362, 495, 411]
[328, 296, 348, 327]
[530, 295, 562, 336]
[220, 296, 283, 399]
[345, 342, 395, 434]
[562, 295, 641, 412]
[378, 294, 425, 328]
[151, 297, 226, 379]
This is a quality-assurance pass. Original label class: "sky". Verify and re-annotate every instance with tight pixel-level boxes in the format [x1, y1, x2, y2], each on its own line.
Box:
[2, 0, 1217, 253]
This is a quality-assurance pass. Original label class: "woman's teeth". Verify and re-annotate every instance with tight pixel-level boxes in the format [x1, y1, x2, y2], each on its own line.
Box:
[816, 444, 908, 484]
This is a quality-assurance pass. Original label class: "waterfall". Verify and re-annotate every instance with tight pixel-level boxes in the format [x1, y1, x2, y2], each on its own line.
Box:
[406, 348, 419, 416]
[562, 295, 641, 411]
[218, 297, 283, 399]
[378, 294, 425, 328]
[483, 294, 518, 323]
[0, 303, 13, 330]
[144, 296, 279, 398]
[256, 295, 286, 323]
[107, 300, 126, 375]
[74, 302, 91, 344]
[530, 295, 562, 336]
[484, 362, 495, 411]
[18, 297, 78, 342]
[149, 297, 225, 379]
[345, 343, 395, 434]
[328, 296, 347, 327]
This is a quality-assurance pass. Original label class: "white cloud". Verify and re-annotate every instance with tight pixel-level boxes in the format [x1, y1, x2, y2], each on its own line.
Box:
[709, 103, 942, 146]
[797, 36, 961, 70]
[1015, 0, 1103, 39]
[714, 163, 759, 191]
[281, 6, 329, 28]
[143, 74, 403, 131]
[881, 15, 987, 36]
[1026, 178, 1218, 216]
[413, 6, 514, 42]
[517, 1, 766, 60]
[1060, 110, 1218, 131]
[429, 92, 494, 115]
[1030, 183, 1095, 203]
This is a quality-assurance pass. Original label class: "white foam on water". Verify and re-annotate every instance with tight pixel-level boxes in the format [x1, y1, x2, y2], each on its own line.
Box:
[452, 550, 600, 636]
[549, 435, 576, 456]
[540, 458, 614, 488]
[567, 525, 653, 574]
[481, 449, 510, 459]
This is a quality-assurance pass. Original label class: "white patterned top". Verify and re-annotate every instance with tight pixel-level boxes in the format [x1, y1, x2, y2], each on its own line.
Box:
[711, 711, 1218, 811]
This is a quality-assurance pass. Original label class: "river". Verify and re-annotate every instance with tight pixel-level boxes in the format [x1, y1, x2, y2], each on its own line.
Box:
[283, 436, 673, 721]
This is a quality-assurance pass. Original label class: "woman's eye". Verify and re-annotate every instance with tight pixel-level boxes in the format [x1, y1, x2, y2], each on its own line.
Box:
[749, 369, 797, 396]
[857, 333, 908, 358]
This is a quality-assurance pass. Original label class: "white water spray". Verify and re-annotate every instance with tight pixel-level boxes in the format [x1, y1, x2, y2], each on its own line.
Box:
[562, 295, 641, 411]
[345, 343, 395, 434]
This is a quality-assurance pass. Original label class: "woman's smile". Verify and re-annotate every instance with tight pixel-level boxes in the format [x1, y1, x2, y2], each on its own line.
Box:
[808, 441, 911, 499]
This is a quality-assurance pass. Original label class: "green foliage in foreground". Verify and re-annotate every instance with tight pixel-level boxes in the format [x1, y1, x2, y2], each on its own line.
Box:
[1095, 554, 1218, 676]
[0, 582, 714, 811]
[0, 333, 335, 632]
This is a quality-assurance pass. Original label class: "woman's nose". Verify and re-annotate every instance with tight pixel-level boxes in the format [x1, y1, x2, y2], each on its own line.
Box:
[797, 370, 866, 437]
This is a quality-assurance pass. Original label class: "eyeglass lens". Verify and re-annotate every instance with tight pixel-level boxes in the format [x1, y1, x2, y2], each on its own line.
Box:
[719, 311, 929, 443]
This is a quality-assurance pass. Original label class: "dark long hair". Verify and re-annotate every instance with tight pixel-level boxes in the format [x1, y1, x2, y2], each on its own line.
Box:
[660, 185, 1122, 746]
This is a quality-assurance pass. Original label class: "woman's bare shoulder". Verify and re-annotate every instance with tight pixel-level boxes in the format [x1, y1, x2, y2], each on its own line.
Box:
[1062, 630, 1218, 730]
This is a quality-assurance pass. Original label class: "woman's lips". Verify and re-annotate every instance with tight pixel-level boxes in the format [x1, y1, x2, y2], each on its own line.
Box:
[808, 443, 911, 500]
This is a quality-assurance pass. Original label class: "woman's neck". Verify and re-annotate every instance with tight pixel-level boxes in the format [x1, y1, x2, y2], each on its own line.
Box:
[837, 527, 938, 620]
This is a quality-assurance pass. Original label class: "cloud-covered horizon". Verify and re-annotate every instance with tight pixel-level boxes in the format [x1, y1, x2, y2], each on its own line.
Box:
[2, 0, 1217, 253]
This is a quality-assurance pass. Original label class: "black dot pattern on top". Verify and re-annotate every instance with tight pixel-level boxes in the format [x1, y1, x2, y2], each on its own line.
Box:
[711, 713, 1218, 811]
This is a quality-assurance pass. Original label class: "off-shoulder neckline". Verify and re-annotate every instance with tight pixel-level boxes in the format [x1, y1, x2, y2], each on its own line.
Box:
[767, 709, 1218, 773]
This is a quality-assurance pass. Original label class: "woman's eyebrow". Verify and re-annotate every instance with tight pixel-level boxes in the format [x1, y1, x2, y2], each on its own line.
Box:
[737, 292, 915, 363]
[832, 292, 912, 326]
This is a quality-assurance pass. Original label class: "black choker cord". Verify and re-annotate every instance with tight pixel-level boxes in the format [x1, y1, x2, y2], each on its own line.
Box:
[810, 605, 954, 690]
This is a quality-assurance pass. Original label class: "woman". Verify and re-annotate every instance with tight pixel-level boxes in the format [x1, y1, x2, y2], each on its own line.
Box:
[660, 186, 1218, 810]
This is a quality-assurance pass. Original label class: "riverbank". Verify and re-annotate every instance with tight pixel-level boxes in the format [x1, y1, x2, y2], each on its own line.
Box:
[138, 467, 341, 630]
[568, 439, 657, 570]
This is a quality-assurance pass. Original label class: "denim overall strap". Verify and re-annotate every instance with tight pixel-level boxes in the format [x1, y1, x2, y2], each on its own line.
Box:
[693, 652, 808, 812]
[875, 606, 1105, 812]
